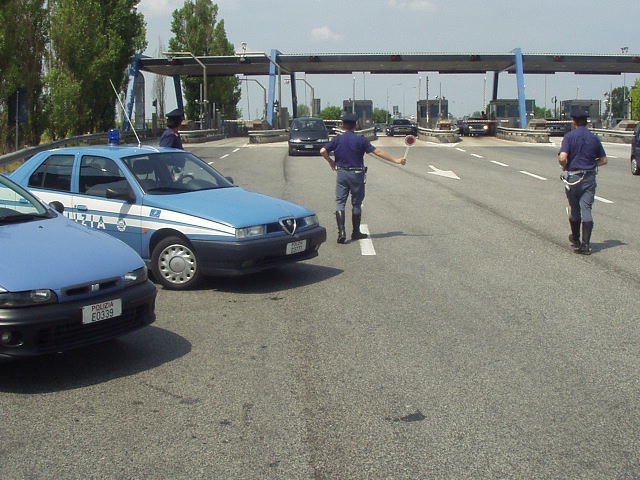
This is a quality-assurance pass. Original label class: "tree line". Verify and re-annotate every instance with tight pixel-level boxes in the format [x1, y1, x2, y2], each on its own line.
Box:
[0, 0, 239, 154]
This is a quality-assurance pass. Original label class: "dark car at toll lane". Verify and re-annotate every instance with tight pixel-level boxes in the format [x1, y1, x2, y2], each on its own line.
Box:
[0, 174, 156, 358]
[385, 119, 417, 137]
[288, 117, 330, 156]
[10, 145, 327, 290]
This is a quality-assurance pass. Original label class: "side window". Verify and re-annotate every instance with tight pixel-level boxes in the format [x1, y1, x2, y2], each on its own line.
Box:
[28, 154, 74, 192]
[79, 155, 127, 198]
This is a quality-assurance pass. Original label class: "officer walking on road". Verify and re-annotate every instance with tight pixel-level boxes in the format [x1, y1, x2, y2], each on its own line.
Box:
[159, 109, 186, 149]
[320, 112, 406, 244]
[558, 110, 608, 255]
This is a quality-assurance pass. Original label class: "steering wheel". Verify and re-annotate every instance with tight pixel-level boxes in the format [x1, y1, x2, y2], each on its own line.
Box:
[177, 173, 195, 184]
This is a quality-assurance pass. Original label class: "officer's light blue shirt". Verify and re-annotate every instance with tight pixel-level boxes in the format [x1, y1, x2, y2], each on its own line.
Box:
[324, 130, 375, 168]
[560, 126, 605, 171]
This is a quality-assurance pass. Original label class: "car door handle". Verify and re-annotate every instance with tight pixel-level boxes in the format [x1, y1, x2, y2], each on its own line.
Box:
[76, 205, 88, 211]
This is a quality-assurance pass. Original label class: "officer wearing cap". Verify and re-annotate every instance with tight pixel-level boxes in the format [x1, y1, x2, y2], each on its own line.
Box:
[320, 112, 406, 244]
[159, 109, 186, 149]
[558, 110, 608, 255]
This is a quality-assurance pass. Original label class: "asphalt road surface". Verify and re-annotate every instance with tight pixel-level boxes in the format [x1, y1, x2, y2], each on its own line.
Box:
[1, 136, 639, 479]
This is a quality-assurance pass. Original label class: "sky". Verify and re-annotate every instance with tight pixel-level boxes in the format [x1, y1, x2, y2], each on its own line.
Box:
[136, 0, 640, 120]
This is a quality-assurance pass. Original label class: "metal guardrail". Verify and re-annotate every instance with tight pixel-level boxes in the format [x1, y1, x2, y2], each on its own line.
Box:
[496, 126, 550, 143]
[591, 128, 634, 144]
[417, 126, 460, 143]
[0, 131, 147, 173]
[248, 129, 288, 144]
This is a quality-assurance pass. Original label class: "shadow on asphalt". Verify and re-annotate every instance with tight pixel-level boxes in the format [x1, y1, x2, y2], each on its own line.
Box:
[197, 263, 343, 294]
[593, 239, 625, 252]
[0, 326, 191, 393]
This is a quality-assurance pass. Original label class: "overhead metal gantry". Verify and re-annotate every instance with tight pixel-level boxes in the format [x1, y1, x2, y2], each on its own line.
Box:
[135, 50, 640, 128]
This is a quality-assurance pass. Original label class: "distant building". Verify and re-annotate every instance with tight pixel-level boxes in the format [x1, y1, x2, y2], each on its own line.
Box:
[417, 99, 449, 128]
[560, 100, 601, 126]
[343, 100, 373, 128]
[488, 99, 535, 128]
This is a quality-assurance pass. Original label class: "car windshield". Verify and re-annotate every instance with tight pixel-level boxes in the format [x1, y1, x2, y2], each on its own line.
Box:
[122, 152, 236, 194]
[291, 119, 326, 132]
[0, 174, 51, 224]
[393, 119, 411, 125]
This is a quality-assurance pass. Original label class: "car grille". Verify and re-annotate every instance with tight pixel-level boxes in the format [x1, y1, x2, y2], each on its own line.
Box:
[266, 217, 309, 234]
[35, 304, 153, 353]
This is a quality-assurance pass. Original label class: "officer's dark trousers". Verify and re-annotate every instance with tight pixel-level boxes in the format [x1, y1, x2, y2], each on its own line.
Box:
[336, 169, 365, 214]
[565, 171, 596, 223]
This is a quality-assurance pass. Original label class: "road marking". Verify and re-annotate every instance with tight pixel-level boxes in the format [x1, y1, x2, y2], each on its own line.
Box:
[456, 148, 466, 152]
[233, 148, 240, 153]
[491, 160, 509, 167]
[208, 161, 215, 165]
[358, 225, 376, 256]
[428, 165, 460, 180]
[471, 153, 484, 158]
[595, 195, 614, 204]
[608, 155, 618, 159]
[519, 170, 547, 180]
[220, 154, 229, 159]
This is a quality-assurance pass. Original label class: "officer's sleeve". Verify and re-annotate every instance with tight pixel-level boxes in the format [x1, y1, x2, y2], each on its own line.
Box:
[559, 135, 570, 154]
[363, 138, 376, 154]
[325, 137, 337, 152]
[597, 139, 606, 158]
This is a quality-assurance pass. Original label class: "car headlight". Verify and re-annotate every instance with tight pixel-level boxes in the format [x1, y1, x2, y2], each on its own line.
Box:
[289, 138, 302, 143]
[319, 138, 329, 143]
[123, 266, 148, 287]
[236, 225, 266, 239]
[0, 289, 58, 308]
[302, 214, 319, 227]
[483, 125, 489, 130]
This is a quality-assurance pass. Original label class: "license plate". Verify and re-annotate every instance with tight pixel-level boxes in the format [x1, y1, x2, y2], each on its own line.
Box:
[82, 299, 122, 324]
[286, 239, 307, 255]
[304, 144, 314, 149]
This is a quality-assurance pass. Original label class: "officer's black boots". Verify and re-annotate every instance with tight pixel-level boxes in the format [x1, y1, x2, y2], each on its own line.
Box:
[351, 213, 368, 241]
[575, 221, 593, 255]
[569, 220, 581, 249]
[335, 210, 346, 244]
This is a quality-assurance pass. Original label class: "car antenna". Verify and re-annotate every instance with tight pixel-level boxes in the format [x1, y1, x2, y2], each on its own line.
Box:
[109, 79, 141, 148]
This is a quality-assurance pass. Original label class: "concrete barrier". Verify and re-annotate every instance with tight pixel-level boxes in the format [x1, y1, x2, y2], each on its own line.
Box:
[496, 127, 550, 143]
[248, 129, 288, 144]
[417, 127, 460, 143]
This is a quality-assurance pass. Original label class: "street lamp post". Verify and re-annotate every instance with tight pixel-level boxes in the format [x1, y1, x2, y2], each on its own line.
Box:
[163, 50, 208, 129]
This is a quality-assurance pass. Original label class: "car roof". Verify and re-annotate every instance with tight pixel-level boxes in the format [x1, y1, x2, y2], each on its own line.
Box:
[38, 144, 179, 158]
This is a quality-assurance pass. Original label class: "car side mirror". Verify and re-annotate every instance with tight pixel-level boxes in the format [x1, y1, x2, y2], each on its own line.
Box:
[106, 186, 136, 203]
[225, 176, 234, 184]
[49, 201, 64, 213]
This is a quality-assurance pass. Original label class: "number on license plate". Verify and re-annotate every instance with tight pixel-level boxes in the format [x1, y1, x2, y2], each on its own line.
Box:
[286, 240, 307, 255]
[82, 299, 122, 324]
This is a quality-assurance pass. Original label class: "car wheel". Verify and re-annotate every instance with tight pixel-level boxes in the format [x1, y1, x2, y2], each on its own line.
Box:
[151, 236, 201, 290]
[631, 157, 640, 176]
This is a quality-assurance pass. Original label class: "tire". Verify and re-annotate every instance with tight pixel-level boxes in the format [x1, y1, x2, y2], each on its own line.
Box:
[631, 157, 640, 176]
[151, 236, 201, 290]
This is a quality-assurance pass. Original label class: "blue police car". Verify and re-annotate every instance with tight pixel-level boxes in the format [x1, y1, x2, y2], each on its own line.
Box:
[0, 173, 156, 358]
[10, 145, 327, 290]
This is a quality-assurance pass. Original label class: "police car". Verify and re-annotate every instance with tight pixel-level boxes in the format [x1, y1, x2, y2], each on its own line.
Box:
[0, 173, 156, 358]
[10, 145, 327, 290]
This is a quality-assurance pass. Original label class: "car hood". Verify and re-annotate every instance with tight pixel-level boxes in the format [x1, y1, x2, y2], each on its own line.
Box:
[0, 214, 144, 292]
[143, 187, 315, 227]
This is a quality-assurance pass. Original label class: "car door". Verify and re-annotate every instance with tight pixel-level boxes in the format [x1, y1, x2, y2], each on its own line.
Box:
[72, 154, 143, 254]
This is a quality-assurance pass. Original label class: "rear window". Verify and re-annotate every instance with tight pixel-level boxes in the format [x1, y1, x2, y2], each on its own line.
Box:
[393, 119, 411, 125]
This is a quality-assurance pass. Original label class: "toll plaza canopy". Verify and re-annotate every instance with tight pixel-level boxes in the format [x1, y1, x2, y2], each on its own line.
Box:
[136, 51, 640, 127]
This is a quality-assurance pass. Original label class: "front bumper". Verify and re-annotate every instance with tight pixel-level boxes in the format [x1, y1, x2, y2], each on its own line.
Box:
[289, 142, 324, 153]
[0, 281, 156, 358]
[192, 226, 327, 276]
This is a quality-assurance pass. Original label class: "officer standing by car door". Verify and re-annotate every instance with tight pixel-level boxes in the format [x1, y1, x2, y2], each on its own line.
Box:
[320, 112, 406, 244]
[558, 110, 608, 255]
[159, 109, 186, 149]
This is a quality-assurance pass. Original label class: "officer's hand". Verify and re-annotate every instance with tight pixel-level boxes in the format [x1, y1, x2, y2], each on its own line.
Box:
[398, 157, 407, 166]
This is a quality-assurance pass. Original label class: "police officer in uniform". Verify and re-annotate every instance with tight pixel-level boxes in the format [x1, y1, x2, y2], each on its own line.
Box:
[558, 110, 608, 255]
[159, 109, 186, 149]
[320, 112, 406, 244]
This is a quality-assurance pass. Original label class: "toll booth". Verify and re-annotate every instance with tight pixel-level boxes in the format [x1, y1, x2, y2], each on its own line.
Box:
[560, 100, 601, 127]
[343, 100, 374, 128]
[417, 99, 449, 128]
[488, 99, 535, 128]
